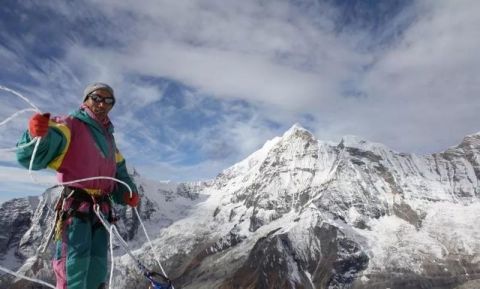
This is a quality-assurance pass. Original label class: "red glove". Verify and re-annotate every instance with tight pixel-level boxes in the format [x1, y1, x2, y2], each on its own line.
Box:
[124, 192, 140, 207]
[28, 113, 50, 137]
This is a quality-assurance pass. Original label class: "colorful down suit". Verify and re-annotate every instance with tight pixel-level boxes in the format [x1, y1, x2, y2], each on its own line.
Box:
[16, 105, 137, 289]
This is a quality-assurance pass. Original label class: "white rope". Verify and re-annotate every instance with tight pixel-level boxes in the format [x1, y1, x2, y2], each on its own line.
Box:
[59, 176, 131, 190]
[0, 85, 41, 112]
[57, 177, 171, 285]
[27, 136, 42, 183]
[0, 86, 41, 152]
[109, 224, 115, 288]
[0, 264, 56, 289]
[134, 208, 170, 279]
[93, 204, 150, 289]
[0, 85, 172, 288]
[0, 108, 38, 126]
[0, 137, 39, 152]
[0, 86, 54, 287]
[51, 175, 174, 288]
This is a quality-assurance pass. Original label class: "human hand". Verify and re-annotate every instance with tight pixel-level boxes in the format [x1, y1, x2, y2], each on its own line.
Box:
[124, 192, 140, 207]
[28, 113, 50, 137]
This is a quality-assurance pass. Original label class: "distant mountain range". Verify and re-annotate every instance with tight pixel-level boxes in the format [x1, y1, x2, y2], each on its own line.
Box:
[1, 124, 479, 289]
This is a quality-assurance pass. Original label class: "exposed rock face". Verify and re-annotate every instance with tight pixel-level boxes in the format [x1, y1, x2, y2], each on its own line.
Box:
[166, 127, 479, 289]
[219, 222, 368, 289]
[1, 126, 479, 289]
[0, 197, 36, 259]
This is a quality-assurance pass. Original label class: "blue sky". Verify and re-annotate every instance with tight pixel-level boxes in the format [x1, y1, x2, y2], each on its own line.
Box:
[1, 0, 479, 202]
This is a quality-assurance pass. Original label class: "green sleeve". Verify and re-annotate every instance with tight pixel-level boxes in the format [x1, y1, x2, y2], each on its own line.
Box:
[16, 128, 67, 170]
[111, 159, 138, 205]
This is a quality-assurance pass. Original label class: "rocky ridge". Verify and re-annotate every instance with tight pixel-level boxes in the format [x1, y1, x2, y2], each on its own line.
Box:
[1, 125, 479, 289]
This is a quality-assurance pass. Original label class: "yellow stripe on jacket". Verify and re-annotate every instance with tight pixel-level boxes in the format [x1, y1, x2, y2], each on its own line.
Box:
[47, 120, 72, 170]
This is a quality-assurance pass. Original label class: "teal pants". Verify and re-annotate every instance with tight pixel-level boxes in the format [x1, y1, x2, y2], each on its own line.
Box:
[52, 216, 109, 289]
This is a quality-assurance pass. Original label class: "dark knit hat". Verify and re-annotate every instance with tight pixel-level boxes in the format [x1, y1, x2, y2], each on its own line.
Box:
[83, 82, 115, 102]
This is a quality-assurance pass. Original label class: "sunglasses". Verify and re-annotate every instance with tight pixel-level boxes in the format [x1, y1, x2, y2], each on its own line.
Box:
[89, 93, 115, 105]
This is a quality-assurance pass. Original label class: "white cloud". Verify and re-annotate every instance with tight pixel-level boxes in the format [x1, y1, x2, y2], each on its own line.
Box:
[353, 0, 480, 152]
[57, 0, 366, 113]
[0, 166, 56, 184]
[1, 0, 479, 201]
[0, 165, 56, 202]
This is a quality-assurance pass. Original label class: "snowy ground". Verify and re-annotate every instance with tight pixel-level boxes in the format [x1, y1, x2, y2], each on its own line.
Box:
[356, 201, 480, 275]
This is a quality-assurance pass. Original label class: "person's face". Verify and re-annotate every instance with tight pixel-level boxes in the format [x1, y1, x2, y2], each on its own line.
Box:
[84, 89, 114, 120]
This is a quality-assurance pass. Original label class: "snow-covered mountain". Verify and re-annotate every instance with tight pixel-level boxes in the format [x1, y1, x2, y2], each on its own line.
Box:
[1, 124, 479, 289]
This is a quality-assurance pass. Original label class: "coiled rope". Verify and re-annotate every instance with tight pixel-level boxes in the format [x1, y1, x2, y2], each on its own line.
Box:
[0, 85, 172, 289]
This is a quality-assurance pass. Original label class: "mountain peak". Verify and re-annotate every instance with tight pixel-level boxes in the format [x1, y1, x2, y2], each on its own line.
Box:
[282, 123, 313, 139]
[216, 124, 317, 185]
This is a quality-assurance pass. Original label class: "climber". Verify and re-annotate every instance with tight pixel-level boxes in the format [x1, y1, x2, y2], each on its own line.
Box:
[16, 82, 140, 289]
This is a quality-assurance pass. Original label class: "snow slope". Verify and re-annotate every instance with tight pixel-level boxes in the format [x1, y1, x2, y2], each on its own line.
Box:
[1, 124, 479, 289]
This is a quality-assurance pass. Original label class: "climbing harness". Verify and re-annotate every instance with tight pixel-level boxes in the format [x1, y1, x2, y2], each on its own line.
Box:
[0, 85, 174, 289]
